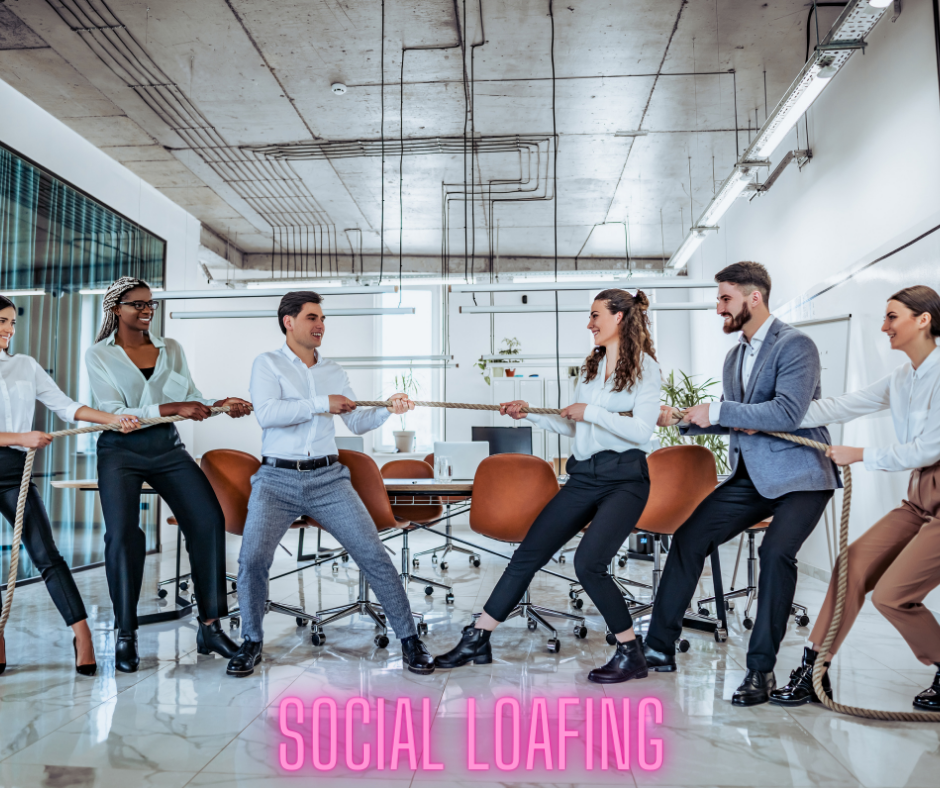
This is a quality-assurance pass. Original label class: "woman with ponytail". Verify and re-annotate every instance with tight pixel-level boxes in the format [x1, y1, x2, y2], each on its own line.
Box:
[771, 285, 940, 713]
[434, 289, 661, 683]
[0, 295, 139, 676]
[85, 277, 251, 672]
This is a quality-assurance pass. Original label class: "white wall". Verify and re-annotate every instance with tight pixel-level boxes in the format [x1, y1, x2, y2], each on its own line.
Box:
[682, 1, 940, 609]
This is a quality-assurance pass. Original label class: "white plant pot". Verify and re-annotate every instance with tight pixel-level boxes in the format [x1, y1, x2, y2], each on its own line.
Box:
[393, 431, 415, 453]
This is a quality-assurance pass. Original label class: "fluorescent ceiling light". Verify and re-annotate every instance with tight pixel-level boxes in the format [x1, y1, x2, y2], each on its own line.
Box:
[750, 65, 834, 159]
[698, 167, 758, 228]
[481, 353, 586, 361]
[159, 285, 396, 300]
[245, 280, 343, 289]
[170, 308, 415, 319]
[0, 289, 45, 297]
[449, 278, 716, 293]
[511, 273, 616, 283]
[667, 230, 713, 270]
[459, 303, 713, 314]
[867, 0, 891, 7]
[343, 363, 454, 370]
[330, 355, 452, 362]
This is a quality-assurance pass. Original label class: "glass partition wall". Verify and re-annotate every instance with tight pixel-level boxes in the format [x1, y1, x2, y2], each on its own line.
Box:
[0, 142, 166, 583]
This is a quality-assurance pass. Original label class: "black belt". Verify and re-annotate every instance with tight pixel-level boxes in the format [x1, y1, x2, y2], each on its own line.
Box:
[263, 455, 339, 471]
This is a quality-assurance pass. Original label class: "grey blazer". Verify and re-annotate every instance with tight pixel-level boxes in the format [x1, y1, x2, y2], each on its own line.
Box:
[683, 318, 841, 499]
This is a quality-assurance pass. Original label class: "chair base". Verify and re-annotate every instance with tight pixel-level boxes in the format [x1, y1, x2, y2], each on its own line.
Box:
[314, 575, 427, 643]
[412, 518, 482, 568]
[473, 589, 587, 653]
[568, 557, 653, 609]
[401, 528, 454, 603]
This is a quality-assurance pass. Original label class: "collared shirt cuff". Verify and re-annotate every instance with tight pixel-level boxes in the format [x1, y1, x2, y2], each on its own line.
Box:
[145, 404, 162, 419]
[862, 447, 881, 471]
[708, 401, 722, 426]
[311, 395, 331, 415]
[583, 404, 603, 424]
[64, 401, 82, 423]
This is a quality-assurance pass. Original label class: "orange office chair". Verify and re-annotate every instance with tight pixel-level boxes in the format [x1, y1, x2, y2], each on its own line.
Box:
[199, 449, 320, 631]
[311, 450, 432, 646]
[469, 453, 586, 652]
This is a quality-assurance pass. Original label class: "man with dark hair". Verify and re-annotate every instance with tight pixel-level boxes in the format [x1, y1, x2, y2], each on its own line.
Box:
[226, 292, 436, 677]
[647, 261, 841, 706]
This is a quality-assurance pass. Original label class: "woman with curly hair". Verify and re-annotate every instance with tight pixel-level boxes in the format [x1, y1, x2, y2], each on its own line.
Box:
[434, 289, 661, 683]
[85, 277, 251, 672]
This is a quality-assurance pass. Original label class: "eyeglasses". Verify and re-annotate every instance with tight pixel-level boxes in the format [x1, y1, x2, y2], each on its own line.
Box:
[119, 300, 160, 311]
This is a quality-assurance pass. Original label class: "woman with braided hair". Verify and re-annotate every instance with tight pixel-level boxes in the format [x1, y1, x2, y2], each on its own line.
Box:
[0, 295, 139, 676]
[434, 289, 661, 683]
[85, 277, 251, 672]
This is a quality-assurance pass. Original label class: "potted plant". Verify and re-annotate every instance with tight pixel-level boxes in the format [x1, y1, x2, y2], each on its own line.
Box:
[391, 370, 420, 453]
[658, 370, 730, 473]
[475, 337, 523, 384]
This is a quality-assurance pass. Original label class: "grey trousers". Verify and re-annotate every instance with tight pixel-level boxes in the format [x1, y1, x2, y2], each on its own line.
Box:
[237, 462, 418, 642]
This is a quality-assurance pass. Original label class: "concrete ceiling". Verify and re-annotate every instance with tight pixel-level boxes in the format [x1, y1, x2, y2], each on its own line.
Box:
[0, 0, 846, 276]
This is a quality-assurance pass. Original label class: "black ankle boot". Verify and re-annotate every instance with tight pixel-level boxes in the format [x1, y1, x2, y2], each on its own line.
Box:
[639, 634, 677, 673]
[226, 639, 263, 677]
[401, 636, 435, 675]
[433, 624, 492, 669]
[588, 639, 649, 684]
[115, 630, 139, 673]
[732, 669, 776, 706]
[913, 667, 940, 712]
[770, 647, 832, 707]
[197, 619, 239, 659]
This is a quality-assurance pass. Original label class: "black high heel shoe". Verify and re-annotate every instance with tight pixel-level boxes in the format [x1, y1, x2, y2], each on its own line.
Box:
[73, 637, 97, 677]
[115, 630, 139, 673]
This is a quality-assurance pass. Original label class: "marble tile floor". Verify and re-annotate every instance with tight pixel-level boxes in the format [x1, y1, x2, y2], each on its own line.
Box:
[0, 525, 937, 788]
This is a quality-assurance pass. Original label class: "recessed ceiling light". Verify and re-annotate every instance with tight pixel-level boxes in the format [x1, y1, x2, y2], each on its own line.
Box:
[331, 83, 347, 95]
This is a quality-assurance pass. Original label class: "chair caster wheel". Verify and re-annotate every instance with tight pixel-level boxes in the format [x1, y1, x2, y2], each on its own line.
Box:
[470, 557, 481, 568]
[527, 619, 538, 631]
[698, 606, 710, 617]
[714, 628, 727, 643]
[374, 634, 389, 649]
[618, 557, 627, 568]
[558, 554, 566, 563]
[412, 558, 420, 569]
[231, 581, 237, 591]
[431, 555, 438, 564]
[440, 561, 448, 571]
[569, 590, 578, 600]
[191, 594, 197, 604]
[726, 601, 733, 611]
[677, 639, 690, 653]
[179, 581, 189, 591]
[296, 617, 307, 627]
[572, 597, 584, 610]
[157, 588, 168, 599]
[574, 625, 587, 639]
[342, 554, 349, 562]
[547, 639, 560, 654]
[445, 593, 455, 604]
[311, 630, 325, 646]
[606, 632, 616, 646]
[331, 563, 339, 573]
[743, 617, 753, 630]
[796, 614, 810, 627]
[417, 622, 429, 636]
[424, 586, 434, 596]
[229, 617, 240, 628]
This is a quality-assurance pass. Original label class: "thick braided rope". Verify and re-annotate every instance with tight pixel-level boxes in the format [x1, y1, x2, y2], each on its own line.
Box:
[353, 400, 565, 414]
[765, 431, 938, 722]
[0, 406, 233, 639]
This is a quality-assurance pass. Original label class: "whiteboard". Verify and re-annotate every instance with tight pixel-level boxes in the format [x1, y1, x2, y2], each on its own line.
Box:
[790, 315, 851, 444]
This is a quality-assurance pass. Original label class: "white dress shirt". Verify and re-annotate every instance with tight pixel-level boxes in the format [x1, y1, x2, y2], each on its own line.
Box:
[709, 315, 776, 425]
[85, 333, 215, 419]
[526, 353, 661, 460]
[0, 352, 82, 451]
[250, 344, 391, 460]
[801, 346, 940, 473]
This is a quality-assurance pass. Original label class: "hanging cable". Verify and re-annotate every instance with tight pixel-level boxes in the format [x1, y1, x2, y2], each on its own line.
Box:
[400, 50, 406, 303]
[379, 0, 386, 283]
[549, 0, 562, 463]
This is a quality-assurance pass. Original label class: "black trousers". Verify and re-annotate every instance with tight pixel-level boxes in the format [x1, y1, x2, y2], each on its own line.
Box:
[97, 424, 229, 632]
[0, 448, 87, 627]
[483, 449, 651, 634]
[646, 458, 832, 672]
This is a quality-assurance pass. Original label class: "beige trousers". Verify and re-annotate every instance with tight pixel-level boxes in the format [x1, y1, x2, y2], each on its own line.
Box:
[809, 462, 940, 665]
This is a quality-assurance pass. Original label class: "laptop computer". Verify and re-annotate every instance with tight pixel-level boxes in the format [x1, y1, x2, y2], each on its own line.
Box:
[433, 441, 490, 480]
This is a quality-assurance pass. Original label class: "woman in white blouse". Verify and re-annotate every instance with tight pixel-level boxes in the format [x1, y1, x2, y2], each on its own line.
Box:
[434, 289, 661, 683]
[85, 277, 251, 673]
[770, 285, 940, 713]
[0, 295, 138, 676]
